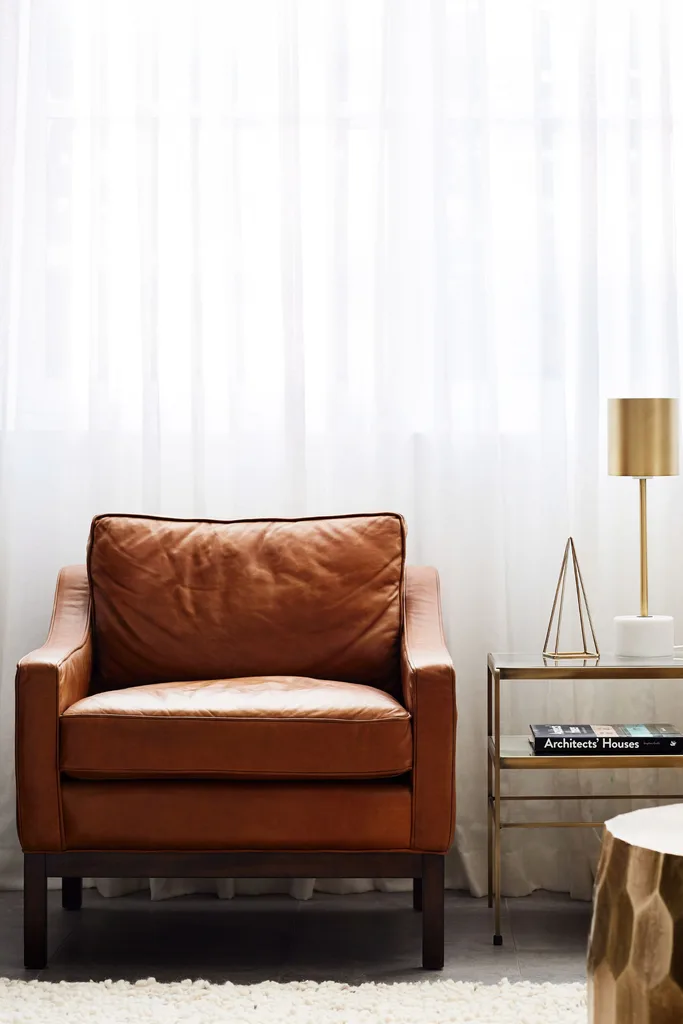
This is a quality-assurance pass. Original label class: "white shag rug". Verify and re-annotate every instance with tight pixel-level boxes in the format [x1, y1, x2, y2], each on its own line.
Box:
[0, 977, 586, 1023]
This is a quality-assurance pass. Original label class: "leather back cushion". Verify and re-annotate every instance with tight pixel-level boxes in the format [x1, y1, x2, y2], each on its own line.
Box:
[87, 513, 405, 694]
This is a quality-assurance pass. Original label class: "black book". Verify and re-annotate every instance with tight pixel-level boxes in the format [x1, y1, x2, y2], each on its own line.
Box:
[529, 724, 683, 756]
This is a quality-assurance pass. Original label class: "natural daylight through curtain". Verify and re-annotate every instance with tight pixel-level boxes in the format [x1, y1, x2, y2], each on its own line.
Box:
[2, 0, 683, 899]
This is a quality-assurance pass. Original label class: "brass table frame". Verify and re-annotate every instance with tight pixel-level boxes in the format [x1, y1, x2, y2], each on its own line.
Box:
[487, 652, 683, 945]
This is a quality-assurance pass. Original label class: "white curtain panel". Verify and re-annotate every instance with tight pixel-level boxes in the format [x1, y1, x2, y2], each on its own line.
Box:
[3, 0, 683, 900]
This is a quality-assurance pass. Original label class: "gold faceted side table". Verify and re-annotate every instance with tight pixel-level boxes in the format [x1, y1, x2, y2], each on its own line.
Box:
[588, 804, 683, 1024]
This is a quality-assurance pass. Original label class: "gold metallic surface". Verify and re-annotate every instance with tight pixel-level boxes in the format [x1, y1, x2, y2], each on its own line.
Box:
[502, 820, 603, 828]
[608, 397, 679, 477]
[640, 478, 648, 616]
[486, 665, 493, 910]
[488, 651, 683, 678]
[609, 398, 678, 617]
[489, 735, 683, 770]
[493, 669, 501, 940]
[542, 538, 599, 658]
[486, 653, 683, 943]
[589, 826, 683, 1022]
[498, 792, 683, 801]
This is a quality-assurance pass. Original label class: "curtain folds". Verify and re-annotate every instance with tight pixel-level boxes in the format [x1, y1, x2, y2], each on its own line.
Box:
[2, 0, 683, 899]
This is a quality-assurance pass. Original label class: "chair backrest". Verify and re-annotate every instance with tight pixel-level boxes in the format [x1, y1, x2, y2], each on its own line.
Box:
[87, 512, 406, 695]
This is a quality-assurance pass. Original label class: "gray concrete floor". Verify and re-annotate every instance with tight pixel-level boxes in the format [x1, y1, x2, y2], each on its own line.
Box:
[0, 888, 591, 984]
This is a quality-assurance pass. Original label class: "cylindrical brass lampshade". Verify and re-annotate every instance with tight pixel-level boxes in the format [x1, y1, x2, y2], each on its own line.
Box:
[608, 398, 679, 477]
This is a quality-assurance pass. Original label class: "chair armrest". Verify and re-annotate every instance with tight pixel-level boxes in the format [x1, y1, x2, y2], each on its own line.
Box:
[401, 565, 456, 852]
[16, 566, 92, 851]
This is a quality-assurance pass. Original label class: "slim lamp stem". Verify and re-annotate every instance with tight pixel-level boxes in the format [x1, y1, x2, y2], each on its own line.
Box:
[639, 477, 648, 618]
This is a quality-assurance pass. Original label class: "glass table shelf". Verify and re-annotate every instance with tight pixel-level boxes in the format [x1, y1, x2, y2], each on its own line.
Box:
[489, 734, 683, 771]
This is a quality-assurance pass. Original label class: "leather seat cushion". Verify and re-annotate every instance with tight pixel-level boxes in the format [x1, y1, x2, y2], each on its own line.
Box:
[61, 676, 412, 780]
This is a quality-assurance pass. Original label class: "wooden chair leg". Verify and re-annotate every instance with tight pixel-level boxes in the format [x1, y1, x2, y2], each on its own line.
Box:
[413, 877, 422, 911]
[421, 854, 444, 970]
[62, 877, 82, 911]
[24, 854, 47, 969]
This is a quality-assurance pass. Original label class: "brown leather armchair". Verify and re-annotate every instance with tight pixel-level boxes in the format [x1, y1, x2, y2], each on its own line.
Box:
[16, 513, 456, 969]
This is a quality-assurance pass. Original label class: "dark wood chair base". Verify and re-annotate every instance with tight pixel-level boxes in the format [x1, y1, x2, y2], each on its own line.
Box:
[24, 855, 47, 970]
[413, 876, 422, 911]
[61, 877, 83, 911]
[24, 851, 445, 971]
[421, 854, 444, 969]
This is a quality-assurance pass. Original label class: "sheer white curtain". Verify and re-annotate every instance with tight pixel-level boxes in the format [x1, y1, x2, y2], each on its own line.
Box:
[2, 0, 683, 899]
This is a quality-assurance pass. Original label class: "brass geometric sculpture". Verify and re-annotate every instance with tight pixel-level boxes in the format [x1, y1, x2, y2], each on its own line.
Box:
[543, 536, 599, 659]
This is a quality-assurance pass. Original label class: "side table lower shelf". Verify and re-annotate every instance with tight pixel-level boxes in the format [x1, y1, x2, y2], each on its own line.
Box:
[487, 734, 683, 946]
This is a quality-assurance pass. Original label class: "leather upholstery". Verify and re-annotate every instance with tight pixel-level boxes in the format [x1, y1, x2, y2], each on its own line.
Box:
[401, 566, 457, 853]
[15, 566, 92, 851]
[88, 513, 405, 696]
[16, 515, 456, 857]
[61, 779, 413, 850]
[61, 676, 412, 780]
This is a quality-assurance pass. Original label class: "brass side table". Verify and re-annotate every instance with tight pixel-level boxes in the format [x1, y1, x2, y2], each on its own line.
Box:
[487, 652, 683, 945]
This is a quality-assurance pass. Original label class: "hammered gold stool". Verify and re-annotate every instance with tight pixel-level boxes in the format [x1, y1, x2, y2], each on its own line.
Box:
[589, 804, 683, 1023]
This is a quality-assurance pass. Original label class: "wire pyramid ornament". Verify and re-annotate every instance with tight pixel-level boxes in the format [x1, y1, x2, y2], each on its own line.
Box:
[543, 537, 600, 660]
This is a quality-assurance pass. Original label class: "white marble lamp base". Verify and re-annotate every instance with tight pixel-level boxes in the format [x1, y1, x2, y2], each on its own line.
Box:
[614, 614, 674, 658]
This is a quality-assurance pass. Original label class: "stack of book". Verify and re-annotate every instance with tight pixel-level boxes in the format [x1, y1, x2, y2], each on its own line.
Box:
[529, 724, 683, 756]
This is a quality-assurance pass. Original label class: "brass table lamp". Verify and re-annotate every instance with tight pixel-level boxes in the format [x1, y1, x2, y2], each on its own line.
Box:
[608, 398, 679, 657]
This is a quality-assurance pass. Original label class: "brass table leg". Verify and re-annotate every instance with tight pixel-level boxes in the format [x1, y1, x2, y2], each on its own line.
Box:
[493, 668, 502, 945]
[487, 768, 493, 909]
[487, 664, 493, 909]
[493, 762, 502, 944]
